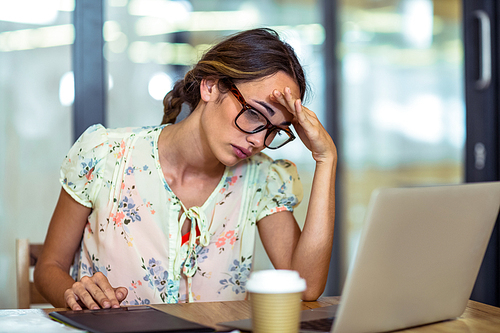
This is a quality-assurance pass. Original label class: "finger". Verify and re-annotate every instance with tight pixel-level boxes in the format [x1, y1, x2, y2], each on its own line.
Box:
[270, 89, 326, 152]
[294, 99, 308, 123]
[64, 288, 82, 311]
[271, 89, 297, 116]
[294, 101, 318, 135]
[299, 105, 324, 132]
[294, 99, 319, 120]
[274, 88, 314, 125]
[282, 87, 298, 112]
[91, 272, 122, 308]
[81, 274, 114, 309]
[115, 287, 129, 303]
[69, 280, 100, 310]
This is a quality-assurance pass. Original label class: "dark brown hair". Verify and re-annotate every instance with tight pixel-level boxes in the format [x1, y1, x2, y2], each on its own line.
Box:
[161, 28, 307, 124]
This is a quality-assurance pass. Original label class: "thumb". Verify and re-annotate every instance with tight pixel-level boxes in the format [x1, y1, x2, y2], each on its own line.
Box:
[114, 287, 129, 302]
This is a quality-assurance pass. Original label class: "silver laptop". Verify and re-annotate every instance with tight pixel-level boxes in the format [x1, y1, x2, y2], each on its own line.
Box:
[219, 181, 500, 333]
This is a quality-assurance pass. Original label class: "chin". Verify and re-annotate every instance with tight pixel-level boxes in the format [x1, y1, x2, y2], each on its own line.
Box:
[219, 154, 249, 167]
[220, 158, 241, 167]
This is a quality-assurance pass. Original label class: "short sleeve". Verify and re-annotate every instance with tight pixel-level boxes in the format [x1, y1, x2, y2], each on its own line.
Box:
[256, 159, 303, 221]
[60, 124, 108, 208]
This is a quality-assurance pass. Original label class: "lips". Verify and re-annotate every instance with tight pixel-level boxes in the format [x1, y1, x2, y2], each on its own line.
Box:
[232, 145, 251, 159]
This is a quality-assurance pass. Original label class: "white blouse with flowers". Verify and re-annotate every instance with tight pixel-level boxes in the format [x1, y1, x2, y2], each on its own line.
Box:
[60, 124, 303, 305]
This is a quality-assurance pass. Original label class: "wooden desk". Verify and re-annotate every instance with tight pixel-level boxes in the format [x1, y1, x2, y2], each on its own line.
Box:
[45, 296, 500, 332]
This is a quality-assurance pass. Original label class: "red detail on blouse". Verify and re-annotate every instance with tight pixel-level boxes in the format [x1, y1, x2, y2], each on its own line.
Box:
[181, 224, 201, 245]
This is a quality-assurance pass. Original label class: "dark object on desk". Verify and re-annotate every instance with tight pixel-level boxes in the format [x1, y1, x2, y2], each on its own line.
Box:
[49, 306, 215, 333]
[300, 317, 335, 332]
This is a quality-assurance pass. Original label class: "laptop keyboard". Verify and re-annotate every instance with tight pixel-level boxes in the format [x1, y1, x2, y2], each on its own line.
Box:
[300, 317, 335, 332]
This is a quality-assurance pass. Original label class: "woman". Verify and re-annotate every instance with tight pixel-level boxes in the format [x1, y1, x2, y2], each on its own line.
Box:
[34, 28, 337, 310]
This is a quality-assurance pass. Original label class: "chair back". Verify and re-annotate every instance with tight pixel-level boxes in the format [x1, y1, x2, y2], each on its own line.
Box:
[16, 239, 49, 308]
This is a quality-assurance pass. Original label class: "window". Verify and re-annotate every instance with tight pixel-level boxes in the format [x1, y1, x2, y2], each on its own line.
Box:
[0, 0, 74, 308]
[339, 0, 464, 280]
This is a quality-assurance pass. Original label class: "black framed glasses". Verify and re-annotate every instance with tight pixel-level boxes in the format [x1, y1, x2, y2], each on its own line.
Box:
[228, 82, 295, 149]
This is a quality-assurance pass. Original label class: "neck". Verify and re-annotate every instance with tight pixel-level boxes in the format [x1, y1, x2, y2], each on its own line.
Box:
[158, 112, 224, 179]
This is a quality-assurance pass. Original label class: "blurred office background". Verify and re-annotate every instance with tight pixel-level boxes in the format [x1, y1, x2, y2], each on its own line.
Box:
[0, 0, 466, 309]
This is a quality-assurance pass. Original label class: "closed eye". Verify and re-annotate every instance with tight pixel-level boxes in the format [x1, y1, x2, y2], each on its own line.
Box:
[252, 100, 292, 127]
[245, 108, 262, 120]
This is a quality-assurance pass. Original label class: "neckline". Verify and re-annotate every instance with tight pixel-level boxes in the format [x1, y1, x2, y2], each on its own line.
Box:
[153, 124, 229, 210]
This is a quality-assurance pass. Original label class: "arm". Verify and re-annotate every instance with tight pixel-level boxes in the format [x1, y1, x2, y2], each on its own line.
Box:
[34, 188, 128, 309]
[257, 87, 337, 301]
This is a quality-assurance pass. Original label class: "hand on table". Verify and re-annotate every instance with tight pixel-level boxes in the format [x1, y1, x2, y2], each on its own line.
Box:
[64, 272, 128, 310]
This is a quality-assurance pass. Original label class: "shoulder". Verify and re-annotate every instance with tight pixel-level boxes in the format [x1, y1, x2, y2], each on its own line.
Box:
[67, 124, 165, 164]
[246, 152, 297, 172]
[236, 153, 299, 187]
[104, 124, 166, 140]
[75, 124, 107, 147]
[246, 152, 273, 167]
[75, 124, 166, 150]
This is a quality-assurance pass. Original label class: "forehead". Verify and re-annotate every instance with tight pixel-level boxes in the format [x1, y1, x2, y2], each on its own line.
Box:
[236, 72, 300, 122]
[239, 72, 300, 97]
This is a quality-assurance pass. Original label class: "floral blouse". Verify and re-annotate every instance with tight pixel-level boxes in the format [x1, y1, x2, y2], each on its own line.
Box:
[60, 124, 303, 305]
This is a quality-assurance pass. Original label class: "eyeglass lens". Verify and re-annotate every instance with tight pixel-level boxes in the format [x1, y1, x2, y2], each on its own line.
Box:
[236, 109, 291, 148]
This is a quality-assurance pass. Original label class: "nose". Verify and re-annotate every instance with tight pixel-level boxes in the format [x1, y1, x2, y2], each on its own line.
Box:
[246, 130, 267, 148]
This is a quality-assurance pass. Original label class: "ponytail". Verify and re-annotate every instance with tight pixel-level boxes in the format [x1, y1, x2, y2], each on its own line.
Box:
[161, 70, 201, 124]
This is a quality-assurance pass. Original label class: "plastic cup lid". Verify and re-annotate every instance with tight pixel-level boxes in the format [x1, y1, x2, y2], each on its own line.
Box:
[246, 269, 306, 294]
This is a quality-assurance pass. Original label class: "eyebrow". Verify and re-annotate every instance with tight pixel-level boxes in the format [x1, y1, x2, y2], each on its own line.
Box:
[252, 100, 292, 126]
[253, 100, 275, 116]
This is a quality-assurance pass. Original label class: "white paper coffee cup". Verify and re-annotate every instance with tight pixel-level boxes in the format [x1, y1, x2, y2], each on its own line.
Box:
[247, 270, 306, 333]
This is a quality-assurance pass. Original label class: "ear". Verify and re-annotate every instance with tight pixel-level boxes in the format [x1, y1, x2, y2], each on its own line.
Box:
[200, 78, 218, 102]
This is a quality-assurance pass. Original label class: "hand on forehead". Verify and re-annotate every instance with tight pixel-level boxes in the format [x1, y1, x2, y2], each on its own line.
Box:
[239, 73, 300, 122]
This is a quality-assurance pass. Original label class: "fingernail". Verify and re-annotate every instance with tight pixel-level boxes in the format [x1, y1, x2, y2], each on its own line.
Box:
[117, 292, 124, 299]
[112, 304, 121, 308]
[92, 306, 100, 310]
[103, 301, 111, 308]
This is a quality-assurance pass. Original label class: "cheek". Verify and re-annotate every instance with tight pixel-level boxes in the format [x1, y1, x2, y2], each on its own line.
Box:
[205, 103, 240, 140]
[219, 101, 240, 130]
